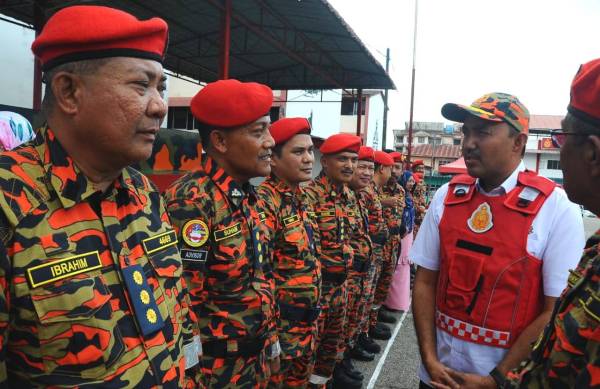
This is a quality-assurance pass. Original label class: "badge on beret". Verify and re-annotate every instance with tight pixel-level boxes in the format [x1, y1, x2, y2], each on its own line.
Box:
[467, 202, 493, 233]
[182, 219, 210, 247]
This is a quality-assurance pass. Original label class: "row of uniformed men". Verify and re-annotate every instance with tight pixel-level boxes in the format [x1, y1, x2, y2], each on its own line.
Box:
[0, 5, 424, 388]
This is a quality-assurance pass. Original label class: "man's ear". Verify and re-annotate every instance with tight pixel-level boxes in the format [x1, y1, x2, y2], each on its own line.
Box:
[515, 133, 528, 154]
[210, 130, 228, 154]
[51, 72, 84, 115]
[320, 155, 328, 170]
[587, 135, 600, 178]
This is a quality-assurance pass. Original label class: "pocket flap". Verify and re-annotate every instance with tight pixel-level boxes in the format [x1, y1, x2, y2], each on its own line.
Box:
[148, 244, 183, 278]
[31, 275, 111, 324]
[448, 252, 484, 291]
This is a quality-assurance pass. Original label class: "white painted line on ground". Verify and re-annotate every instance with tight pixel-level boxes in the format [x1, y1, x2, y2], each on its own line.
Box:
[366, 307, 410, 389]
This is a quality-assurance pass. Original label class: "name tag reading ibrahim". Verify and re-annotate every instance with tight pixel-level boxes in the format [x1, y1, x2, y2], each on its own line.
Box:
[27, 251, 102, 288]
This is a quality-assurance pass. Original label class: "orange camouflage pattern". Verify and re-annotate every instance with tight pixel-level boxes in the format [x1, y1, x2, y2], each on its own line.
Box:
[0, 127, 198, 387]
[304, 172, 354, 382]
[359, 183, 388, 334]
[164, 154, 277, 388]
[505, 231, 600, 388]
[371, 180, 405, 327]
[344, 188, 373, 349]
[257, 175, 321, 388]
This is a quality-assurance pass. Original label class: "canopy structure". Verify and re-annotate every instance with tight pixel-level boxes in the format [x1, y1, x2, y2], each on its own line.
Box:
[438, 157, 467, 175]
[1, 0, 395, 92]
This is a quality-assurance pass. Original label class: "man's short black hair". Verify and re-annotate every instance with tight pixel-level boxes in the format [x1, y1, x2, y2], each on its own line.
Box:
[41, 58, 110, 118]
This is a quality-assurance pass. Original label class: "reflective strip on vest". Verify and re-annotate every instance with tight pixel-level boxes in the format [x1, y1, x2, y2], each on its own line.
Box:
[436, 311, 510, 347]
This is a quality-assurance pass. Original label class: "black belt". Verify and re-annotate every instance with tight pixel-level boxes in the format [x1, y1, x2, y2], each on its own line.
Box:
[279, 303, 321, 323]
[352, 258, 370, 273]
[202, 335, 267, 358]
[322, 271, 347, 285]
[371, 234, 387, 245]
[389, 226, 401, 235]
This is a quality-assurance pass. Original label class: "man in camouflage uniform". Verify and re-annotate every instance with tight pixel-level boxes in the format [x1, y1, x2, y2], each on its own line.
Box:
[412, 172, 427, 236]
[304, 134, 361, 388]
[165, 79, 279, 388]
[496, 58, 600, 389]
[370, 152, 406, 334]
[333, 146, 377, 388]
[256, 118, 321, 388]
[356, 151, 394, 357]
[0, 5, 201, 387]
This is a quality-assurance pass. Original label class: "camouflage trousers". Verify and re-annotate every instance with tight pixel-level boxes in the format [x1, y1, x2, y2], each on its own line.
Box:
[344, 268, 371, 348]
[362, 244, 384, 334]
[201, 347, 271, 388]
[268, 352, 315, 388]
[268, 316, 317, 388]
[370, 237, 400, 327]
[309, 280, 348, 385]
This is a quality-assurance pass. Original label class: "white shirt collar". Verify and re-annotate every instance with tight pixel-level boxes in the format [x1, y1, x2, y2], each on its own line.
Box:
[476, 161, 525, 196]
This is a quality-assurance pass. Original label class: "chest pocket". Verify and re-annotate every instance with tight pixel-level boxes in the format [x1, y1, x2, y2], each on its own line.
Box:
[316, 209, 338, 240]
[30, 269, 125, 378]
[208, 221, 253, 296]
[143, 230, 184, 324]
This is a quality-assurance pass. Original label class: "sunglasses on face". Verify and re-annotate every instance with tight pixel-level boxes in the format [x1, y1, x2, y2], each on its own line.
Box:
[550, 130, 589, 148]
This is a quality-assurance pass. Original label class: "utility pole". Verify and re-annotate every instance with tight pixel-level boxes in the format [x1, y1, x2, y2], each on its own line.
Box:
[382, 48, 390, 150]
[407, 0, 419, 164]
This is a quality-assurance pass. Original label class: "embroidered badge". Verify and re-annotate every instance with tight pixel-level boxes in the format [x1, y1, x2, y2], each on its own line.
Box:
[214, 223, 241, 241]
[467, 202, 493, 233]
[230, 188, 243, 198]
[258, 212, 267, 222]
[142, 230, 177, 255]
[283, 214, 301, 228]
[27, 251, 102, 288]
[182, 220, 210, 247]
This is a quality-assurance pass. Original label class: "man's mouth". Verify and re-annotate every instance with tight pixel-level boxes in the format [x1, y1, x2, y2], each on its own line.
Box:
[259, 152, 272, 162]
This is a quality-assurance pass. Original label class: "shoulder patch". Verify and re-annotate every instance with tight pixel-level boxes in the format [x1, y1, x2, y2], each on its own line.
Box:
[182, 219, 210, 247]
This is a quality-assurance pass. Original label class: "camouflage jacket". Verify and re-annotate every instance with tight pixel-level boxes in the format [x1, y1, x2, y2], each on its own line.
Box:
[413, 181, 427, 223]
[381, 180, 405, 235]
[504, 232, 600, 388]
[348, 188, 372, 273]
[0, 127, 197, 387]
[164, 155, 277, 347]
[304, 172, 354, 276]
[360, 183, 388, 246]
[256, 176, 321, 358]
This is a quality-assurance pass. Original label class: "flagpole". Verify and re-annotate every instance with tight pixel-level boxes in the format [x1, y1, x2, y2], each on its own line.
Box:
[407, 0, 418, 166]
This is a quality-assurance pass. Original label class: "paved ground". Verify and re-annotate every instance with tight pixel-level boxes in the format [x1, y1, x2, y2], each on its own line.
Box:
[356, 215, 600, 388]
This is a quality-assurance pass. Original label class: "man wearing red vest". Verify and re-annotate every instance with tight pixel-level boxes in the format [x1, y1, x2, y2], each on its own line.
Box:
[411, 93, 585, 388]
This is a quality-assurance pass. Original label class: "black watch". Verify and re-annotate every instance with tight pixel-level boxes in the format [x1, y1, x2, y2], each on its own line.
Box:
[489, 367, 507, 388]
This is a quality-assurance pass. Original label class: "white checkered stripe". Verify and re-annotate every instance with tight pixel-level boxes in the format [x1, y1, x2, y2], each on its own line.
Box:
[436, 311, 510, 347]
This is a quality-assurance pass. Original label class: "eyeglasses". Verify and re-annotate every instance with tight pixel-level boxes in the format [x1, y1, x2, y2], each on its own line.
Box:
[550, 130, 590, 148]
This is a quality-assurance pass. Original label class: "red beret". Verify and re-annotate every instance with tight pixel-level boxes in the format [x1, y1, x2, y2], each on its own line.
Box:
[412, 159, 424, 167]
[270, 118, 311, 145]
[388, 151, 404, 162]
[569, 58, 600, 127]
[32, 6, 168, 71]
[320, 134, 361, 154]
[191, 79, 273, 128]
[374, 151, 394, 166]
[358, 146, 375, 161]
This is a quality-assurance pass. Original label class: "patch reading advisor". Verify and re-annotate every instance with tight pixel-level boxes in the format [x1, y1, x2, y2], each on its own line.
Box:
[181, 249, 208, 262]
[27, 251, 102, 288]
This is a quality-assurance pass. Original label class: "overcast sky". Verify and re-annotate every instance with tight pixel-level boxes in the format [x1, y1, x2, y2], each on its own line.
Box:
[328, 0, 600, 142]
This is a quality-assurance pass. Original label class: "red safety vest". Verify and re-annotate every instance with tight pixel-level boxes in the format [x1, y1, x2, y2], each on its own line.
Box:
[436, 171, 556, 348]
